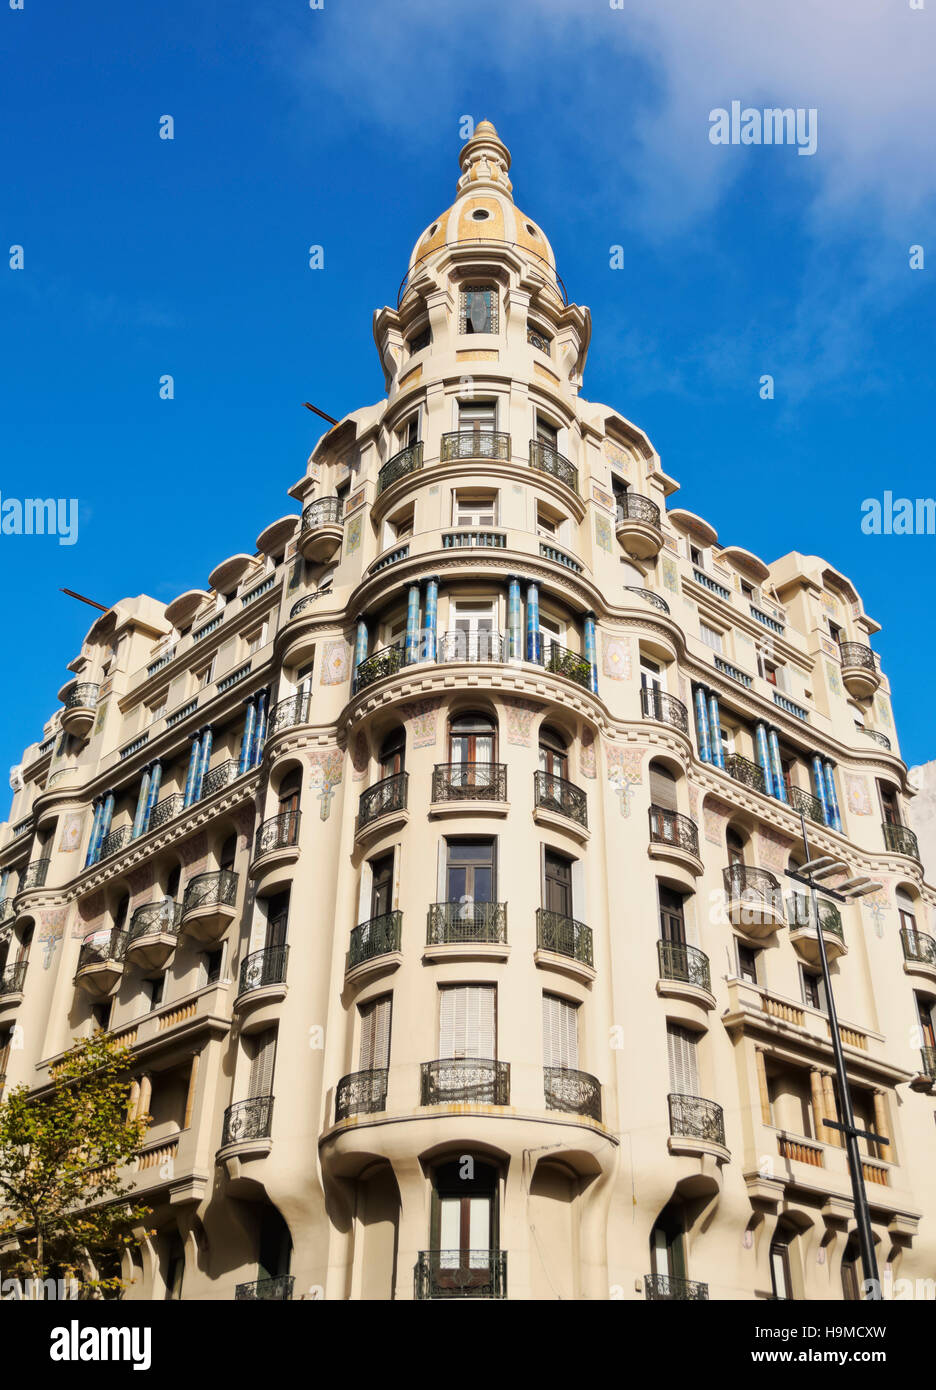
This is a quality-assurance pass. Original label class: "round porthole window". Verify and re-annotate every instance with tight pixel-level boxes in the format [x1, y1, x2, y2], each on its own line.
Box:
[471, 208, 491, 221]
[424, 223, 439, 240]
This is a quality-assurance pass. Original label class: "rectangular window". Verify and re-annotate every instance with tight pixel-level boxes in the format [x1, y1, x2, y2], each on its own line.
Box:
[460, 286, 498, 335]
[535, 414, 559, 451]
[445, 838, 495, 904]
[359, 995, 392, 1071]
[439, 985, 496, 1059]
[248, 1028, 276, 1098]
[453, 492, 497, 527]
[197, 659, 215, 688]
[369, 853, 394, 918]
[542, 992, 579, 1070]
[145, 976, 165, 1010]
[737, 943, 759, 984]
[408, 325, 431, 355]
[699, 622, 724, 655]
[666, 1023, 699, 1096]
[202, 947, 224, 986]
[878, 780, 901, 826]
[457, 398, 497, 432]
[543, 847, 573, 918]
[801, 968, 825, 1011]
[659, 886, 686, 945]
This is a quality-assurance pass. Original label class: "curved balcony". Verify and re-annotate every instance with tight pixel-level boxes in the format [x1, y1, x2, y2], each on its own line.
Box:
[648, 807, 702, 874]
[644, 1273, 709, 1301]
[533, 770, 588, 838]
[529, 438, 578, 494]
[438, 630, 506, 664]
[220, 1095, 274, 1152]
[377, 442, 424, 495]
[180, 869, 238, 944]
[75, 930, 128, 998]
[346, 910, 402, 977]
[251, 811, 301, 894]
[724, 751, 767, 796]
[657, 940, 712, 996]
[236, 946, 289, 1027]
[19, 858, 51, 893]
[789, 784, 826, 826]
[615, 493, 663, 558]
[839, 641, 880, 698]
[920, 1046, 936, 1081]
[415, 1250, 507, 1301]
[668, 1093, 728, 1158]
[431, 761, 507, 812]
[357, 772, 408, 837]
[640, 687, 689, 736]
[426, 900, 507, 950]
[268, 691, 311, 737]
[723, 864, 785, 937]
[543, 1066, 602, 1122]
[61, 682, 99, 738]
[441, 430, 510, 464]
[860, 726, 892, 750]
[901, 927, 936, 984]
[235, 1275, 294, 1301]
[883, 822, 920, 861]
[624, 585, 670, 614]
[788, 893, 846, 962]
[535, 907, 594, 981]
[538, 639, 592, 689]
[353, 643, 403, 694]
[0, 962, 27, 1010]
[420, 1058, 510, 1107]
[298, 496, 344, 562]
[335, 1068, 388, 1122]
[0, 899, 13, 925]
[124, 900, 181, 972]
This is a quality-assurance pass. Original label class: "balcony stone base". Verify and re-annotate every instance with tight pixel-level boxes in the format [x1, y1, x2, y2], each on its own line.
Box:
[423, 942, 511, 964]
[533, 948, 596, 986]
[532, 805, 589, 843]
[344, 951, 403, 989]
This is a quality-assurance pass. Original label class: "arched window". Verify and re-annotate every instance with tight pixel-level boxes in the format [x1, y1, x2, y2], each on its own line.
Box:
[16, 925, 33, 963]
[538, 726, 568, 780]
[649, 1202, 687, 1292]
[220, 834, 237, 873]
[113, 895, 130, 933]
[649, 760, 678, 812]
[165, 864, 181, 901]
[379, 729, 406, 779]
[429, 1158, 500, 1293]
[448, 713, 496, 791]
[727, 828, 746, 869]
[896, 889, 918, 941]
[769, 1221, 797, 1300]
[278, 769, 302, 818]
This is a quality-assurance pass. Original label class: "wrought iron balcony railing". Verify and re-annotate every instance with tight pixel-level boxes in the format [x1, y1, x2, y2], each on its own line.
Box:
[239, 944, 289, 995]
[0, 900, 12, 923]
[420, 1058, 510, 1106]
[301, 496, 343, 530]
[414, 1250, 507, 1301]
[149, 793, 184, 830]
[723, 864, 783, 913]
[536, 907, 593, 966]
[900, 927, 936, 968]
[353, 643, 404, 693]
[0, 961, 28, 997]
[624, 585, 670, 614]
[181, 869, 238, 919]
[437, 630, 507, 664]
[648, 806, 700, 858]
[668, 1093, 726, 1147]
[335, 1068, 388, 1121]
[788, 894, 843, 939]
[346, 910, 402, 971]
[616, 493, 661, 529]
[289, 592, 322, 619]
[64, 682, 99, 710]
[920, 1046, 936, 1080]
[427, 900, 507, 946]
[529, 438, 578, 492]
[221, 1095, 274, 1147]
[432, 761, 507, 802]
[269, 691, 311, 735]
[533, 770, 588, 827]
[127, 900, 181, 945]
[640, 687, 689, 734]
[859, 726, 891, 750]
[377, 441, 424, 494]
[19, 858, 51, 891]
[537, 639, 593, 688]
[657, 939, 712, 993]
[789, 784, 826, 825]
[644, 1273, 709, 1301]
[839, 641, 876, 672]
[100, 826, 131, 860]
[883, 822, 920, 860]
[358, 771, 408, 829]
[77, 930, 128, 972]
[202, 760, 240, 798]
[543, 1066, 602, 1122]
[235, 1275, 294, 1301]
[724, 751, 767, 795]
[441, 429, 510, 463]
[254, 810, 301, 860]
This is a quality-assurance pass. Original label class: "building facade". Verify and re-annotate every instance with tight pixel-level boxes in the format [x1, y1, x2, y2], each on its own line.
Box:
[1, 122, 934, 1302]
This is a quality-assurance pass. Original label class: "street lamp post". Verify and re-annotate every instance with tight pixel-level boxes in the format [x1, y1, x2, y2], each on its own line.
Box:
[785, 812, 887, 1299]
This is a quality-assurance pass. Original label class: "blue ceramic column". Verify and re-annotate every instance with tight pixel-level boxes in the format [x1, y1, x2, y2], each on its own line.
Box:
[131, 767, 152, 840]
[182, 734, 202, 809]
[507, 576, 522, 660]
[354, 618, 369, 667]
[708, 692, 724, 769]
[252, 692, 268, 766]
[526, 581, 541, 663]
[143, 760, 162, 832]
[755, 722, 775, 798]
[584, 612, 598, 695]
[96, 792, 115, 856]
[84, 799, 103, 868]
[824, 760, 843, 832]
[239, 698, 256, 775]
[193, 727, 213, 801]
[424, 577, 439, 662]
[811, 754, 831, 826]
[694, 687, 712, 763]
[768, 728, 788, 804]
[404, 583, 421, 665]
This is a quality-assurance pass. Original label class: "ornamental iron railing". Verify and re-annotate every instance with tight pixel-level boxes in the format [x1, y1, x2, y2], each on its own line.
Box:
[254, 810, 301, 859]
[901, 927, 936, 968]
[437, 630, 507, 664]
[859, 727, 892, 750]
[920, 1046, 936, 1080]
[441, 430, 510, 463]
[536, 908, 593, 966]
[0, 961, 28, 997]
[19, 858, 51, 891]
[640, 687, 689, 734]
[723, 864, 783, 920]
[724, 751, 768, 795]
[538, 640, 592, 688]
[657, 939, 712, 993]
[648, 807, 700, 858]
[234, 1276, 294, 1301]
[77, 931, 128, 972]
[335, 1068, 388, 1121]
[533, 770, 588, 827]
[127, 900, 181, 945]
[420, 1058, 510, 1106]
[543, 1066, 602, 1121]
[301, 496, 343, 530]
[101, 826, 131, 860]
[181, 869, 238, 919]
[624, 586, 670, 614]
[789, 785, 826, 825]
[644, 1273, 709, 1301]
[414, 1250, 507, 1301]
[358, 772, 408, 829]
[239, 945, 289, 995]
[221, 1095, 274, 1147]
[883, 822, 920, 859]
[64, 682, 99, 710]
[426, 900, 507, 946]
[668, 1093, 726, 1147]
[377, 442, 424, 494]
[529, 438, 578, 492]
[432, 762, 507, 802]
[788, 893, 843, 939]
[353, 643, 403, 693]
[616, 493, 661, 529]
[269, 691, 311, 735]
[202, 760, 239, 798]
[839, 641, 876, 672]
[149, 793, 184, 830]
[346, 911, 402, 971]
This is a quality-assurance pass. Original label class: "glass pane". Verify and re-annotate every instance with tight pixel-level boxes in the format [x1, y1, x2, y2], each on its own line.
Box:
[472, 867, 493, 903]
[447, 867, 467, 900]
[440, 1199, 460, 1263]
[468, 1198, 490, 1259]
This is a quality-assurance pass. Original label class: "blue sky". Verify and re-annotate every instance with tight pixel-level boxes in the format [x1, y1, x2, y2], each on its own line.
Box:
[1, 0, 935, 786]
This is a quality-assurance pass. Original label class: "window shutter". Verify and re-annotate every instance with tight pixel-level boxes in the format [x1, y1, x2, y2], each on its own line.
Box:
[249, 1028, 277, 1098]
[440, 985, 495, 1058]
[542, 993, 579, 1069]
[359, 995, 392, 1070]
[650, 765, 678, 812]
[666, 1023, 698, 1096]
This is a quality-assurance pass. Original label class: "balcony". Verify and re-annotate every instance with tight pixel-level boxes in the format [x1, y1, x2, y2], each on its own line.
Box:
[883, 822, 920, 861]
[353, 643, 403, 694]
[920, 1046, 936, 1081]
[299, 496, 344, 562]
[414, 1250, 507, 1301]
[149, 793, 185, 831]
[442, 529, 506, 550]
[789, 784, 826, 826]
[722, 864, 785, 937]
[668, 1093, 728, 1159]
[615, 492, 663, 558]
[220, 1095, 274, 1152]
[437, 630, 506, 664]
[624, 585, 670, 614]
[839, 641, 881, 698]
[75, 930, 128, 998]
[533, 770, 588, 841]
[535, 907, 594, 979]
[426, 900, 508, 953]
[432, 761, 507, 810]
[640, 687, 689, 736]
[543, 1066, 602, 1122]
[0, 962, 27, 1011]
[377, 441, 424, 495]
[657, 939, 713, 998]
[529, 438, 578, 493]
[346, 910, 402, 976]
[357, 772, 408, 837]
[859, 726, 892, 751]
[0, 900, 13, 925]
[61, 682, 99, 738]
[420, 1058, 510, 1107]
[441, 429, 510, 464]
[788, 892, 846, 963]
[335, 1068, 388, 1122]
[648, 806, 702, 874]
[724, 751, 767, 796]
[124, 900, 181, 972]
[235, 1275, 294, 1301]
[202, 760, 240, 798]
[19, 858, 50, 892]
[900, 927, 936, 985]
[100, 825, 131, 861]
[644, 1273, 709, 1301]
[536, 639, 593, 690]
[238, 944, 289, 998]
[251, 811, 301, 892]
[269, 691, 311, 737]
[180, 869, 238, 943]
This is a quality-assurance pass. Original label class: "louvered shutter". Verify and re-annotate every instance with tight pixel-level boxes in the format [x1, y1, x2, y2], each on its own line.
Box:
[650, 764, 678, 812]
[249, 1028, 277, 1098]
[542, 993, 579, 1069]
[440, 985, 495, 1059]
[666, 1024, 698, 1096]
[359, 995, 392, 1070]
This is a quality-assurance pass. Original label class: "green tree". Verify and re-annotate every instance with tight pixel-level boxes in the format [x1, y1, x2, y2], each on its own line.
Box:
[0, 1031, 152, 1298]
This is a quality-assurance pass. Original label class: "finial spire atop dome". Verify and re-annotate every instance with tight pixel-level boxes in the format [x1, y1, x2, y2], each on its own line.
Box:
[456, 120, 513, 200]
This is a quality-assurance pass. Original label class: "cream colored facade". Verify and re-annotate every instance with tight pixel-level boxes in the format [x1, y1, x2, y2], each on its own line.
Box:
[1, 123, 934, 1302]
